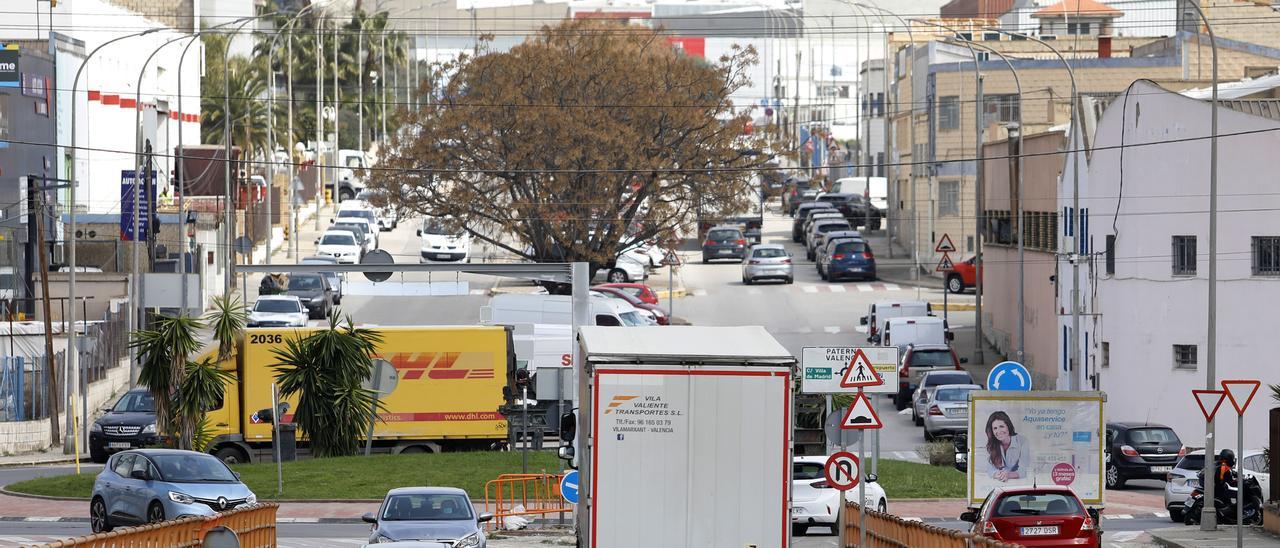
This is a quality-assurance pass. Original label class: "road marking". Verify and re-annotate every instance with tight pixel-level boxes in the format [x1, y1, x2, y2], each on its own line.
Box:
[1110, 532, 1143, 542]
[802, 285, 818, 293]
[828, 285, 846, 293]
[1153, 512, 1169, 518]
[797, 326, 813, 334]
[25, 517, 60, 522]
[469, 289, 487, 295]
[823, 326, 841, 334]
[884, 283, 900, 291]
[1108, 514, 1134, 519]
[856, 284, 872, 292]
[902, 517, 923, 522]
[691, 289, 708, 296]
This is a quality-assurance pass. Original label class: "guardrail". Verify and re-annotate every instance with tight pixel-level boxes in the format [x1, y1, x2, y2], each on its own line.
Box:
[25, 502, 278, 548]
[482, 473, 571, 530]
[845, 502, 1020, 548]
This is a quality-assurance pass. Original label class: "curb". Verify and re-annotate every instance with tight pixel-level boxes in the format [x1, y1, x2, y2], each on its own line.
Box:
[0, 456, 90, 469]
[654, 287, 688, 300]
[929, 302, 977, 312]
[1, 486, 90, 502]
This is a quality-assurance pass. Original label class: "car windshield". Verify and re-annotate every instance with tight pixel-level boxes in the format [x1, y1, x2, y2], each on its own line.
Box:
[619, 312, 646, 326]
[421, 221, 456, 236]
[289, 275, 323, 290]
[925, 373, 970, 387]
[335, 223, 366, 234]
[819, 195, 849, 203]
[1176, 454, 1205, 470]
[152, 454, 239, 483]
[255, 299, 301, 313]
[753, 248, 787, 258]
[993, 493, 1082, 517]
[338, 210, 374, 220]
[321, 234, 356, 246]
[708, 230, 740, 241]
[112, 392, 155, 413]
[601, 290, 641, 305]
[1127, 428, 1180, 445]
[381, 493, 474, 521]
[817, 223, 852, 234]
[909, 350, 954, 368]
[794, 462, 824, 481]
[834, 241, 867, 254]
[934, 387, 974, 402]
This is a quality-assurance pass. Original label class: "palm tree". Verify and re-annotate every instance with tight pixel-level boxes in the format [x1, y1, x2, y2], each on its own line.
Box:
[270, 315, 384, 457]
[130, 315, 203, 447]
[202, 33, 272, 162]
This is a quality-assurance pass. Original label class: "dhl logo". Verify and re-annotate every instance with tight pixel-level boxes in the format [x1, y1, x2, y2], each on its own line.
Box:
[380, 352, 495, 381]
[604, 395, 638, 414]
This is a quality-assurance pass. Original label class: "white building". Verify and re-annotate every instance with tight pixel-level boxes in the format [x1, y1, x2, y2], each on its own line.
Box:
[1065, 80, 1280, 451]
[1001, 0, 1177, 38]
[851, 58, 886, 177]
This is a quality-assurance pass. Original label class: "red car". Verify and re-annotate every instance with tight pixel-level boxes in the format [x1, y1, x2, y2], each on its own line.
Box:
[962, 486, 1099, 547]
[595, 283, 660, 306]
[946, 256, 982, 294]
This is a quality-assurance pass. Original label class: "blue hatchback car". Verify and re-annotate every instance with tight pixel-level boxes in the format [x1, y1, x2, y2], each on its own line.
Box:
[91, 449, 257, 532]
[823, 239, 877, 281]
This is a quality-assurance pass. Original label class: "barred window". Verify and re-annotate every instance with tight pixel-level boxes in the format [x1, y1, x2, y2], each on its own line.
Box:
[939, 181, 960, 217]
[938, 96, 959, 130]
[1252, 237, 1280, 276]
[1172, 236, 1196, 276]
[1173, 345, 1197, 370]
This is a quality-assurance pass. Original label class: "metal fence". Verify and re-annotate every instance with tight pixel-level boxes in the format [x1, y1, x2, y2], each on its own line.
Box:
[27, 502, 278, 548]
[0, 306, 128, 423]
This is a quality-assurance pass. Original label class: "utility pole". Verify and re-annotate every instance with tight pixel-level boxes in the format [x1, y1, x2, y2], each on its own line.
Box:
[28, 176, 62, 446]
[974, 74, 985, 364]
[315, 17, 324, 232]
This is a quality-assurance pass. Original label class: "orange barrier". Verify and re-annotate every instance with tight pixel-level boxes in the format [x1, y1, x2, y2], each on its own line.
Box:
[483, 473, 572, 530]
[844, 502, 1020, 548]
[26, 503, 278, 548]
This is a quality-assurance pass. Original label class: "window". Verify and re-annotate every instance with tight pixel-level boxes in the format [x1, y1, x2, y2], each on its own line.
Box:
[983, 94, 1020, 125]
[1105, 235, 1116, 275]
[794, 462, 824, 480]
[939, 181, 960, 217]
[1173, 344, 1197, 370]
[1067, 22, 1092, 35]
[938, 96, 960, 130]
[1252, 237, 1280, 276]
[1172, 235, 1197, 276]
[1101, 342, 1110, 368]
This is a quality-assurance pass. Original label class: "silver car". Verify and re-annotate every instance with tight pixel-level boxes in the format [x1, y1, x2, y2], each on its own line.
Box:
[741, 244, 794, 284]
[1163, 450, 1205, 522]
[921, 384, 981, 441]
[912, 370, 974, 427]
[363, 487, 492, 546]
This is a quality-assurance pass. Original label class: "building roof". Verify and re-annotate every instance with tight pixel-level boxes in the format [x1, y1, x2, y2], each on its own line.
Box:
[1032, 0, 1122, 19]
[1182, 71, 1280, 100]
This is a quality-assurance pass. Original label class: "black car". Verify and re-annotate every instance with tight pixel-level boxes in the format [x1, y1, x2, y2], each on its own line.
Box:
[90, 389, 160, 464]
[818, 193, 882, 230]
[300, 256, 343, 305]
[701, 226, 747, 263]
[286, 272, 335, 319]
[792, 202, 836, 242]
[1105, 422, 1184, 488]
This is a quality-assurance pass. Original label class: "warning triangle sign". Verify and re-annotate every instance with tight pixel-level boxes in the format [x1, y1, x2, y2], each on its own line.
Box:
[1222, 379, 1261, 415]
[935, 253, 956, 272]
[839, 392, 883, 430]
[840, 349, 885, 388]
[935, 234, 957, 253]
[1192, 389, 1227, 422]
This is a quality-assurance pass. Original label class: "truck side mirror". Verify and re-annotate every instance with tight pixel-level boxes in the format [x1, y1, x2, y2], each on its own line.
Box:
[558, 445, 575, 461]
[416, 229, 422, 237]
[559, 412, 576, 442]
[946, 331, 955, 342]
[859, 316, 868, 326]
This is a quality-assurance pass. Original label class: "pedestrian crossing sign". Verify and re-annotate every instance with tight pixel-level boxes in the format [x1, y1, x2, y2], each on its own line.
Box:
[935, 253, 955, 272]
[839, 349, 884, 388]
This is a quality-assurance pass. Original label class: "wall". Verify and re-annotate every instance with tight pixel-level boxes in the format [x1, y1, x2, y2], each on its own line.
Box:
[33, 273, 129, 322]
[0, 357, 129, 455]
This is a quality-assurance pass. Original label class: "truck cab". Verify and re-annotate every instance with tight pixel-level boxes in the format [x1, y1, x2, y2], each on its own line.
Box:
[334, 149, 371, 202]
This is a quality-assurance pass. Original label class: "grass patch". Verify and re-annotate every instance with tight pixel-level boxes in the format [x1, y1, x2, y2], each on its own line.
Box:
[7, 451, 563, 500]
[876, 459, 966, 499]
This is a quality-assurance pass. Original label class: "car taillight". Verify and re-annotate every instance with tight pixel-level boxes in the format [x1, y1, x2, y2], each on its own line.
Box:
[735, 239, 746, 246]
[703, 240, 714, 247]
[1178, 446, 1187, 458]
[981, 520, 998, 535]
[1192, 488, 1201, 497]
[862, 252, 874, 259]
[833, 254, 846, 260]
[1121, 445, 1139, 457]
[810, 480, 832, 489]
[749, 260, 761, 265]
[782, 258, 791, 264]
[1081, 514, 1094, 531]
[929, 405, 943, 416]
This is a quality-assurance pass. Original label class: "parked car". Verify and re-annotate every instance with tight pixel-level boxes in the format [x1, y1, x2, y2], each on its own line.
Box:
[820, 239, 876, 282]
[922, 384, 982, 441]
[961, 486, 1099, 547]
[300, 255, 343, 305]
[355, 188, 400, 231]
[334, 220, 377, 254]
[791, 202, 835, 241]
[805, 219, 854, 261]
[418, 218, 472, 263]
[593, 286, 669, 325]
[895, 344, 967, 410]
[787, 188, 820, 216]
[802, 211, 845, 238]
[817, 192, 881, 230]
[947, 256, 982, 294]
[701, 225, 747, 263]
[815, 231, 864, 275]
[600, 252, 649, 283]
[89, 389, 160, 464]
[1105, 422, 1184, 489]
[335, 206, 381, 247]
[91, 449, 257, 532]
[596, 283, 660, 306]
[362, 487, 492, 545]
[1164, 449, 1270, 522]
[861, 300, 933, 345]
[316, 230, 363, 264]
[791, 455, 887, 536]
[248, 295, 309, 328]
[286, 272, 335, 319]
[912, 371, 976, 427]
[741, 244, 794, 285]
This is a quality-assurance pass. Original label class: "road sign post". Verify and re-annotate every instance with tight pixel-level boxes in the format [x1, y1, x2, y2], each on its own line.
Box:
[986, 361, 1032, 391]
[801, 347, 899, 394]
[935, 234, 956, 323]
[1222, 379, 1260, 548]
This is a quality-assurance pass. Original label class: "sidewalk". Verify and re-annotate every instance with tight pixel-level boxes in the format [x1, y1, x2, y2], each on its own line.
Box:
[0, 449, 89, 468]
[863, 230, 945, 291]
[1149, 526, 1280, 547]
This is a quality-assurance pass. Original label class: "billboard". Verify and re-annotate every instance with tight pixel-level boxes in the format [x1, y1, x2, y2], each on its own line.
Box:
[967, 391, 1106, 505]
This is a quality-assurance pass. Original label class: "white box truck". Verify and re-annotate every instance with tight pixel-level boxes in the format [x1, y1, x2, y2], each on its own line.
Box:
[569, 326, 796, 548]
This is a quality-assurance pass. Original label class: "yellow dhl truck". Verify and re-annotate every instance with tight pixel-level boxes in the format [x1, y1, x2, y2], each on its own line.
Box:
[204, 325, 514, 463]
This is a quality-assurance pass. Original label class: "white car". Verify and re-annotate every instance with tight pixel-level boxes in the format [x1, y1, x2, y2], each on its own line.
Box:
[335, 205, 381, 246]
[791, 455, 888, 536]
[418, 219, 472, 262]
[354, 189, 400, 231]
[1165, 449, 1270, 522]
[316, 230, 363, 264]
[597, 253, 648, 284]
[248, 295, 309, 327]
[334, 220, 377, 253]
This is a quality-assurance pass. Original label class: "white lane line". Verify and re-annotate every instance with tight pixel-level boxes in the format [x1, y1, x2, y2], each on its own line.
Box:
[828, 285, 846, 293]
[802, 285, 819, 293]
[884, 283, 901, 291]
[856, 284, 873, 292]
[797, 326, 813, 334]
[24, 517, 61, 522]
[1153, 512, 1169, 518]
[1108, 514, 1134, 519]
[823, 326, 841, 334]
[469, 289, 487, 295]
[691, 289, 708, 296]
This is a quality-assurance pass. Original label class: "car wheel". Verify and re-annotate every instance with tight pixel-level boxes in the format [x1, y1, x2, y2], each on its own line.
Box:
[608, 269, 629, 283]
[91, 497, 112, 533]
[214, 446, 249, 465]
[792, 524, 806, 537]
[806, 250, 815, 261]
[147, 501, 166, 523]
[947, 275, 964, 294]
[743, 276, 752, 285]
[1168, 507, 1184, 522]
[924, 428, 934, 442]
[878, 499, 887, 513]
[894, 393, 907, 411]
[701, 256, 709, 264]
[1106, 463, 1126, 489]
[914, 411, 923, 427]
[338, 188, 355, 202]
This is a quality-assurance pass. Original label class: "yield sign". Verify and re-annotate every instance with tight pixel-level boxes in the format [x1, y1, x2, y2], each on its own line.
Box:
[824, 451, 861, 491]
[935, 253, 955, 272]
[935, 233, 957, 253]
[839, 349, 885, 388]
[1221, 379, 1262, 415]
[839, 392, 883, 430]
[1192, 389, 1227, 422]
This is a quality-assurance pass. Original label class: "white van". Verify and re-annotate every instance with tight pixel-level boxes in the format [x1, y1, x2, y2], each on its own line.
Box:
[418, 218, 472, 262]
[829, 176, 889, 211]
[881, 316, 952, 350]
[482, 294, 648, 327]
[861, 300, 933, 344]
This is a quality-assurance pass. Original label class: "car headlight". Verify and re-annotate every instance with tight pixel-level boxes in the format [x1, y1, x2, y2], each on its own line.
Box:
[168, 491, 195, 504]
[455, 532, 482, 548]
[246, 493, 257, 505]
[372, 534, 396, 543]
[90, 421, 102, 432]
[141, 423, 156, 434]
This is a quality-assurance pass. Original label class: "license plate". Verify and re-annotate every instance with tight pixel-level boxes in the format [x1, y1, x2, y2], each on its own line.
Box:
[791, 507, 801, 515]
[1151, 466, 1172, 473]
[1020, 526, 1059, 536]
[434, 254, 451, 260]
[718, 249, 731, 254]
[107, 442, 132, 449]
